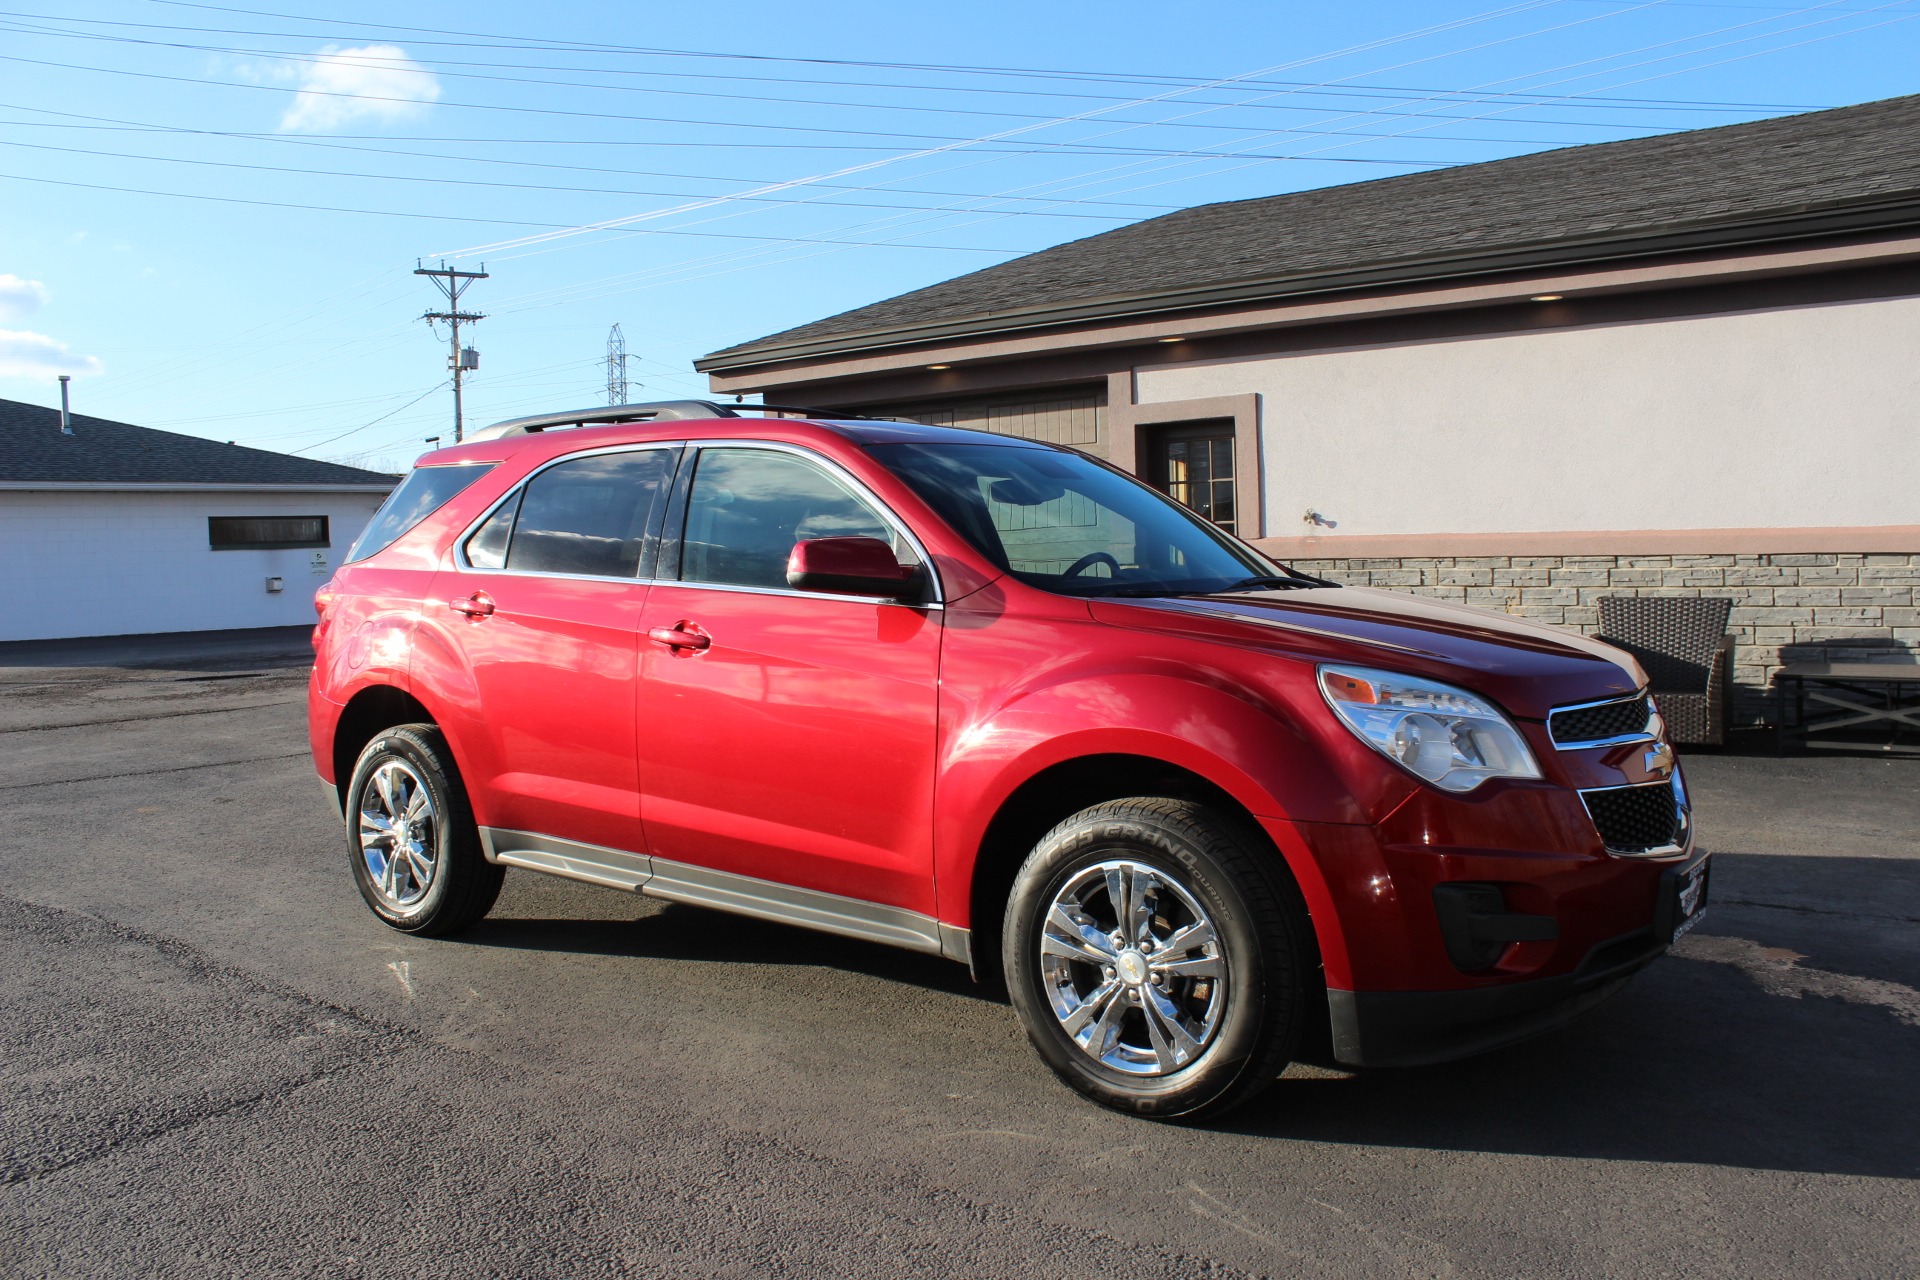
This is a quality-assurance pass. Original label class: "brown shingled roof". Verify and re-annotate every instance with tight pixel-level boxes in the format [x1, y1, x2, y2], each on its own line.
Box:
[0, 398, 398, 487]
[698, 94, 1920, 372]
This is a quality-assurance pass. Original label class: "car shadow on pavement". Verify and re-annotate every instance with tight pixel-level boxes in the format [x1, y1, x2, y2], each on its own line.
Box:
[467, 899, 1000, 1004]
[469, 853, 1918, 1178]
[1225, 850, 1920, 1180]
[1225, 959, 1919, 1180]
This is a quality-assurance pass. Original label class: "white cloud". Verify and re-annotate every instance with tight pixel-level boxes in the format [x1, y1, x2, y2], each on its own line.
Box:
[279, 45, 441, 132]
[0, 330, 104, 380]
[0, 275, 50, 322]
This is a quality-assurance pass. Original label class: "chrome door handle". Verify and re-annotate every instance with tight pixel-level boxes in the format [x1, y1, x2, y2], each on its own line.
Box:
[450, 593, 495, 618]
[648, 622, 710, 652]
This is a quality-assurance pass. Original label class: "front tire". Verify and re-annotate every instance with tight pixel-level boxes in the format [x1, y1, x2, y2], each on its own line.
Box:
[345, 724, 502, 937]
[1003, 798, 1312, 1119]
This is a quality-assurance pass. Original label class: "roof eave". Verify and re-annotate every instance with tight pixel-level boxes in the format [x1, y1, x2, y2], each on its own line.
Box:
[695, 193, 1920, 374]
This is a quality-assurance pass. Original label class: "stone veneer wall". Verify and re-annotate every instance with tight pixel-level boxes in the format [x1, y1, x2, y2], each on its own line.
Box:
[1281, 553, 1920, 724]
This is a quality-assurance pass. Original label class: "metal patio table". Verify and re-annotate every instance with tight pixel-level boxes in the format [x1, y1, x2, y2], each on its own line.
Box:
[1775, 661, 1920, 755]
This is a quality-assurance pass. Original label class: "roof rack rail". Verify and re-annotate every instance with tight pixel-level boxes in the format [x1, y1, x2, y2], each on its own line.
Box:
[464, 399, 885, 443]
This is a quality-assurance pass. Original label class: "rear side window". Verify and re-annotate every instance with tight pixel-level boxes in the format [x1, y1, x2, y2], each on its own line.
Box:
[485, 449, 672, 579]
[346, 464, 494, 563]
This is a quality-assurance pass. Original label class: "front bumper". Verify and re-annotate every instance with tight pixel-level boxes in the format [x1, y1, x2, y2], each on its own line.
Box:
[1326, 845, 1708, 1068]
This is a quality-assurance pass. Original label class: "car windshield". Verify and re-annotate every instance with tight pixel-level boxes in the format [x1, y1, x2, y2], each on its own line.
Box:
[870, 441, 1288, 598]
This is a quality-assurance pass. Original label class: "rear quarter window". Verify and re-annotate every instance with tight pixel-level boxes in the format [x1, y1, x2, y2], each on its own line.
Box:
[345, 463, 495, 564]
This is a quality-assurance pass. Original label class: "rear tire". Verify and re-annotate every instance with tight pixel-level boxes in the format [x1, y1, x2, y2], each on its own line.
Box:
[345, 724, 502, 937]
[1003, 798, 1311, 1119]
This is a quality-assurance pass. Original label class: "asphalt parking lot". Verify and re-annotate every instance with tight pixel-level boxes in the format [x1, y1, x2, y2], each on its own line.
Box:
[2, 630, 1916, 1279]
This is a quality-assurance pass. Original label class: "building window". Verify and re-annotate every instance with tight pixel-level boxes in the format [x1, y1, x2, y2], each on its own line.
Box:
[208, 515, 330, 550]
[1148, 422, 1236, 534]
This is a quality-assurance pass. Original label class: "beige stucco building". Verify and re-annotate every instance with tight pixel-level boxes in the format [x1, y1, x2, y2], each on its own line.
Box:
[697, 95, 1920, 720]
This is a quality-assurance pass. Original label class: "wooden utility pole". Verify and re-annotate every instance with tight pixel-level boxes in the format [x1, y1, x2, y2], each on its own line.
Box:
[415, 261, 488, 443]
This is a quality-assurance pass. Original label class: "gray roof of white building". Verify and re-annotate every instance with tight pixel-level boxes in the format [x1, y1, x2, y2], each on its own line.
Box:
[0, 398, 398, 488]
[699, 93, 1920, 371]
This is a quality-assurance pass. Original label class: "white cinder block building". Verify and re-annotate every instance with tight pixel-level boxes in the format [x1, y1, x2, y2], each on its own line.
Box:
[0, 397, 396, 642]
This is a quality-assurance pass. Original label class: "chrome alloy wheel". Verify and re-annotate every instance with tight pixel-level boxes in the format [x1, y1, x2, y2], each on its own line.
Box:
[1038, 859, 1227, 1076]
[357, 759, 438, 909]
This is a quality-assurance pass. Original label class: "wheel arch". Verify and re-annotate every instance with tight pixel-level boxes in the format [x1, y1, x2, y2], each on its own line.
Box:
[964, 753, 1323, 993]
[332, 684, 440, 809]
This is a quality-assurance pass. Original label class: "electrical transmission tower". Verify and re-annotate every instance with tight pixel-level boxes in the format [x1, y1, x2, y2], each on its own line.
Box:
[415, 260, 488, 443]
[605, 323, 631, 405]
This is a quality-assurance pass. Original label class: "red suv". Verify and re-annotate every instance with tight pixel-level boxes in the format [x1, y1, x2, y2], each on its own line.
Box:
[310, 402, 1707, 1117]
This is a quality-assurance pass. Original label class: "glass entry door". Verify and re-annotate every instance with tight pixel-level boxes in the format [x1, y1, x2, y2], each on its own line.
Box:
[1147, 421, 1237, 534]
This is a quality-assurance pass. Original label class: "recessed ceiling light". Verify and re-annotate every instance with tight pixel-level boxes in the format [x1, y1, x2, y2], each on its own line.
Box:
[1530, 293, 1565, 303]
[927, 363, 950, 370]
[1158, 336, 1183, 343]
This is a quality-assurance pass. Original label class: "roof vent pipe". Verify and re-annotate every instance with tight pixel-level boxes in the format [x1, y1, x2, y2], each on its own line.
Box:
[58, 375, 73, 436]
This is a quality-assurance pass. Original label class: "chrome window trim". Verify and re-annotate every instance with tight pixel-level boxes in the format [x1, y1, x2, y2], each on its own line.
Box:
[449, 438, 945, 608]
[451, 440, 680, 582]
[477, 826, 970, 963]
[1548, 689, 1658, 751]
[1577, 778, 1691, 860]
[652, 576, 943, 611]
[676, 438, 945, 605]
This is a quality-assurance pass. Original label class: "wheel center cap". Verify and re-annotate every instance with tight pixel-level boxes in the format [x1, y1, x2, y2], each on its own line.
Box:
[1116, 950, 1149, 986]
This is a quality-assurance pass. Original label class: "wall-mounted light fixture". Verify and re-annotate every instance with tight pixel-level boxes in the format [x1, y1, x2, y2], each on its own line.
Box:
[1157, 336, 1183, 344]
[926, 363, 951, 370]
[1530, 294, 1565, 303]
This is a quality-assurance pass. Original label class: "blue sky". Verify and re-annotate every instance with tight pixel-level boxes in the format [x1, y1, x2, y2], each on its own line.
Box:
[4, 0, 1918, 471]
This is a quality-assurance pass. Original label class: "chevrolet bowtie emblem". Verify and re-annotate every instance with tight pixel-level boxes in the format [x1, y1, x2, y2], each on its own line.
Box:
[1644, 742, 1675, 777]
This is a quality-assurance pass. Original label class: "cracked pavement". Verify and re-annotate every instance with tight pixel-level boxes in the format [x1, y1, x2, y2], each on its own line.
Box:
[1, 628, 1916, 1278]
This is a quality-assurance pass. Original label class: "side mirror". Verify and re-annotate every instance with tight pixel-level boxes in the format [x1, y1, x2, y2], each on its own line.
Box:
[786, 536, 922, 600]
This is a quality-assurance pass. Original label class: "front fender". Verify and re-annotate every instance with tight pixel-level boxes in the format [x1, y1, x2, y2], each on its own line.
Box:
[931, 664, 1398, 929]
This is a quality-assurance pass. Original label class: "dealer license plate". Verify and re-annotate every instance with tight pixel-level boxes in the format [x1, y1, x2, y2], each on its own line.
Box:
[1671, 857, 1710, 943]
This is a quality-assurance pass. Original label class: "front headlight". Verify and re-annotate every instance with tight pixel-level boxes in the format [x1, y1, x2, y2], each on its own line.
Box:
[1318, 664, 1542, 793]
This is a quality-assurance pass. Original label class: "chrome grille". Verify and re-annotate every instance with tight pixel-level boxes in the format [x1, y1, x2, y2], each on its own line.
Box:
[1549, 692, 1652, 748]
[1581, 780, 1684, 855]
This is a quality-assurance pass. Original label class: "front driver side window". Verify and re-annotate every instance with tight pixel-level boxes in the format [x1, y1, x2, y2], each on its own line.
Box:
[680, 447, 916, 590]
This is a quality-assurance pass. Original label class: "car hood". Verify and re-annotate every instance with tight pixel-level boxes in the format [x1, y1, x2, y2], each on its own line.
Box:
[1089, 586, 1643, 720]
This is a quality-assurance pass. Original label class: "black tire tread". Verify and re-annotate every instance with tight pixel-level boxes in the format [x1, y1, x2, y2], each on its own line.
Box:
[348, 723, 502, 937]
[1010, 796, 1313, 1119]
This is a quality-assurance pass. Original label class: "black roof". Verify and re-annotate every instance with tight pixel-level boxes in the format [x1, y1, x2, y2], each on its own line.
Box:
[700, 93, 1920, 371]
[0, 398, 398, 487]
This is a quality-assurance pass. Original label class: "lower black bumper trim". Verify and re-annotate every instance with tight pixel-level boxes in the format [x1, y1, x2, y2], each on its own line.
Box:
[1328, 970, 1644, 1069]
[1329, 847, 1710, 1069]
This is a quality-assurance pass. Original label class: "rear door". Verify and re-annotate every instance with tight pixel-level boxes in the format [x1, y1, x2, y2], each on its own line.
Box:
[634, 443, 943, 914]
[435, 444, 677, 854]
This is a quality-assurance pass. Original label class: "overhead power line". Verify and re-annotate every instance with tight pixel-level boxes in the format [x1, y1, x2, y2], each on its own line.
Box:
[0, 17, 1804, 134]
[434, 0, 1573, 258]
[0, 171, 1054, 251]
[290, 380, 448, 455]
[128, 0, 1835, 109]
[0, 106, 1194, 209]
[0, 138, 1160, 221]
[0, 50, 1597, 161]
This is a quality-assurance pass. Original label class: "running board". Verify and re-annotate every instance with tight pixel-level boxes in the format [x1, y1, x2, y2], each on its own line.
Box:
[478, 827, 970, 965]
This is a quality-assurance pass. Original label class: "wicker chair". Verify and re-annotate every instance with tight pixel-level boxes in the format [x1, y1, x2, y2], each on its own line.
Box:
[1596, 596, 1735, 745]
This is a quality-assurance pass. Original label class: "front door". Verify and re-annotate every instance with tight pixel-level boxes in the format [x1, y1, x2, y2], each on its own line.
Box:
[437, 445, 675, 854]
[635, 444, 942, 914]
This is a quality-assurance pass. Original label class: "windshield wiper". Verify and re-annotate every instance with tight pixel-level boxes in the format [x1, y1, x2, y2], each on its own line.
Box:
[1201, 574, 1336, 595]
[1089, 583, 1187, 597]
[1088, 574, 1335, 599]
